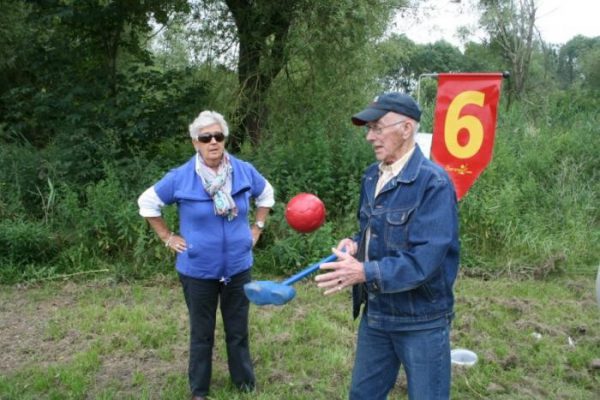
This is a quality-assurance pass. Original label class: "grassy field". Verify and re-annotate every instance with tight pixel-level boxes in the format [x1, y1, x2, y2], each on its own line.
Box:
[1, 271, 599, 400]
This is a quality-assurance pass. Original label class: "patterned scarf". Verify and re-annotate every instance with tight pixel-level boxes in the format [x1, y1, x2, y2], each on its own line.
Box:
[196, 153, 238, 221]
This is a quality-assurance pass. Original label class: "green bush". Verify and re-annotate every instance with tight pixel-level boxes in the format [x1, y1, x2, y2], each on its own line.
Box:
[0, 220, 59, 263]
[48, 163, 179, 278]
[253, 202, 338, 276]
[0, 220, 60, 282]
[0, 142, 49, 220]
[248, 124, 371, 221]
[1, 45, 598, 283]
[459, 93, 599, 276]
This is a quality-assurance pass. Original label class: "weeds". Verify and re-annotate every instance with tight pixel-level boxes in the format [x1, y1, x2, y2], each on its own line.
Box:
[0, 274, 598, 399]
[0, 95, 598, 283]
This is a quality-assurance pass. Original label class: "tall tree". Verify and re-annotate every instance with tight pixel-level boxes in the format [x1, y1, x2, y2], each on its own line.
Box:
[376, 36, 472, 95]
[479, 0, 537, 102]
[557, 35, 600, 89]
[224, 0, 295, 150]
[580, 44, 600, 91]
[30, 0, 189, 93]
[210, 0, 404, 151]
[0, 0, 190, 147]
[376, 34, 418, 92]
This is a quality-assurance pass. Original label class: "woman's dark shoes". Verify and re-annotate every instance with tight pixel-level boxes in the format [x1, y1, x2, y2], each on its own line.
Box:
[238, 382, 255, 393]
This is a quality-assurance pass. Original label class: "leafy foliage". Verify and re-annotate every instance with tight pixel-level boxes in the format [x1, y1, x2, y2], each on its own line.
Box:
[459, 91, 599, 276]
[0, 0, 598, 283]
[557, 35, 600, 90]
[478, 0, 537, 101]
[0, 220, 59, 267]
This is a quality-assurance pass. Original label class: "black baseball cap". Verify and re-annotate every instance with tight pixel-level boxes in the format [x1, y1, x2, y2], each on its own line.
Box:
[351, 92, 421, 125]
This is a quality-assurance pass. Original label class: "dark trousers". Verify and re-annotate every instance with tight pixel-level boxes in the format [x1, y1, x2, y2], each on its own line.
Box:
[179, 269, 255, 397]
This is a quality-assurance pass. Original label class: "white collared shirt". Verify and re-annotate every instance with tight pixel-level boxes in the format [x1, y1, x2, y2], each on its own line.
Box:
[374, 146, 415, 197]
[138, 155, 274, 217]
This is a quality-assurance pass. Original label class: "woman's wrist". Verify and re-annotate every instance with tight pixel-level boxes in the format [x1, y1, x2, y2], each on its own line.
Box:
[164, 232, 174, 247]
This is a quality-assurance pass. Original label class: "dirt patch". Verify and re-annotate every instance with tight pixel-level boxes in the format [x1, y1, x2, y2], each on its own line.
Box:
[0, 283, 91, 373]
[90, 348, 188, 398]
[1, 279, 200, 397]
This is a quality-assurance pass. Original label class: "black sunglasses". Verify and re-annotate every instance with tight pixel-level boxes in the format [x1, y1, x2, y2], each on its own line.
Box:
[194, 132, 225, 143]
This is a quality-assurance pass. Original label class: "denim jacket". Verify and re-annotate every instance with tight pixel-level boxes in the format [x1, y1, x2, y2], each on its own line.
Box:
[352, 146, 460, 331]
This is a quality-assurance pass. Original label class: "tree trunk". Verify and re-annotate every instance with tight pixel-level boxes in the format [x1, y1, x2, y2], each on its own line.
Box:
[225, 0, 292, 152]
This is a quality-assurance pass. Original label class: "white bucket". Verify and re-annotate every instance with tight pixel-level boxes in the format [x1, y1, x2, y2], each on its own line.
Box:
[451, 348, 478, 367]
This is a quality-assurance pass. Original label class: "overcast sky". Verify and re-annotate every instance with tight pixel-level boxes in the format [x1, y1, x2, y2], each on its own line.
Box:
[394, 0, 600, 46]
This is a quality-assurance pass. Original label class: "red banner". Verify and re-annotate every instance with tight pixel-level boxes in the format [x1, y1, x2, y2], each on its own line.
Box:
[431, 73, 503, 200]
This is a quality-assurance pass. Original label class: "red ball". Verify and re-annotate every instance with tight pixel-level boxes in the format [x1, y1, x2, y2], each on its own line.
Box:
[285, 193, 326, 233]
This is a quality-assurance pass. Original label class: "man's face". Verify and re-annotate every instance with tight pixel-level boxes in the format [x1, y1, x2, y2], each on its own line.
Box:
[365, 112, 414, 164]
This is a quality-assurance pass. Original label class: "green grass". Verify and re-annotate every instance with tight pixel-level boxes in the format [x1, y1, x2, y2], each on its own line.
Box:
[1, 271, 599, 399]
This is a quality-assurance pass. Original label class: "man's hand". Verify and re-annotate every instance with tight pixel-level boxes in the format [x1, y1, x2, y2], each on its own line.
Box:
[315, 247, 365, 295]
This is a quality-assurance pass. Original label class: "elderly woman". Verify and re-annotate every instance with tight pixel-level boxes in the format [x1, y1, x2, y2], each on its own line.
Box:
[137, 110, 274, 400]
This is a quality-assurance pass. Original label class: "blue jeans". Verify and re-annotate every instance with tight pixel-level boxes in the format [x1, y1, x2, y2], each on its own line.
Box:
[179, 269, 255, 397]
[350, 315, 451, 400]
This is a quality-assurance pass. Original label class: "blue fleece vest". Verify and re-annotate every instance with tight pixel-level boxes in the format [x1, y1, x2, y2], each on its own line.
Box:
[154, 154, 266, 280]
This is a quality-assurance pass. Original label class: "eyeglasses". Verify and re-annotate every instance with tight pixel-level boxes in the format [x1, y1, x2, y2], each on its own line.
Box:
[364, 119, 408, 135]
[194, 132, 225, 143]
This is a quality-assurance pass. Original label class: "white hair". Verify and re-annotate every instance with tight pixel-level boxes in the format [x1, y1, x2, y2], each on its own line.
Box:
[188, 110, 229, 138]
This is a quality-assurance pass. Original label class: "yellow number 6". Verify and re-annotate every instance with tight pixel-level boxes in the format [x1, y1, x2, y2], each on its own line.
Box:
[444, 91, 485, 159]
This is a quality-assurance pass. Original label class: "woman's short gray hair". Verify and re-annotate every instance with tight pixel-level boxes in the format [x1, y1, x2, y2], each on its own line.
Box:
[189, 110, 229, 138]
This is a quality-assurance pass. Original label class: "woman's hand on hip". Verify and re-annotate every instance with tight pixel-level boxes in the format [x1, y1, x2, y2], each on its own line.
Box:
[251, 225, 262, 247]
[167, 234, 187, 253]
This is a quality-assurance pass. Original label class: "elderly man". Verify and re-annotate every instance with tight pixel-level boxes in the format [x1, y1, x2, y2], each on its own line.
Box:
[316, 93, 460, 400]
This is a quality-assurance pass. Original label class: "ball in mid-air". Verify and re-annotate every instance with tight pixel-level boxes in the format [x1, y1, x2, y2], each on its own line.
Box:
[285, 193, 326, 233]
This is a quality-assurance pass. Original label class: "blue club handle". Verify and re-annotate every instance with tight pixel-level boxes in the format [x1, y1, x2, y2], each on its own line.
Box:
[281, 253, 337, 286]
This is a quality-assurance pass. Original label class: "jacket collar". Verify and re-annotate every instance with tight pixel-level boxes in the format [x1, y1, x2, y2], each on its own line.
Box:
[363, 145, 425, 203]
[366, 145, 425, 183]
[397, 145, 425, 184]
